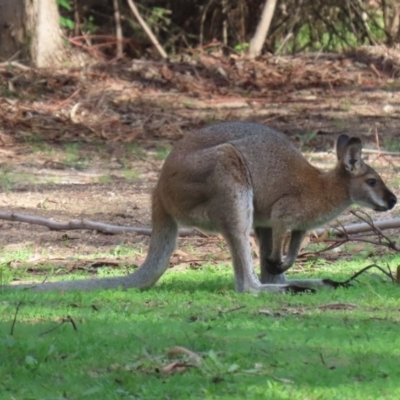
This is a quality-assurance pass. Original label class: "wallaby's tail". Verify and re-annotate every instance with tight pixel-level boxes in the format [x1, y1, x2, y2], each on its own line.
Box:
[6, 189, 178, 292]
[122, 189, 178, 289]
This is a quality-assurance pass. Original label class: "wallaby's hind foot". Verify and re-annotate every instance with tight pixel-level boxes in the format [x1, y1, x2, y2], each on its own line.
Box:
[321, 278, 353, 289]
[285, 285, 317, 294]
[251, 274, 339, 294]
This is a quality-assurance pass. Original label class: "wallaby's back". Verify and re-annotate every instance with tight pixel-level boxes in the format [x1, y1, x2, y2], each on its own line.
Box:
[158, 121, 321, 228]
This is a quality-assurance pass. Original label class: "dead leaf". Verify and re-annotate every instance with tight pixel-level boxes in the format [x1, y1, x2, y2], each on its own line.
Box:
[300, 235, 310, 251]
[162, 362, 189, 375]
[213, 253, 231, 261]
[273, 376, 294, 384]
[166, 346, 202, 366]
[160, 65, 173, 81]
[173, 249, 190, 258]
[280, 306, 305, 315]
[170, 250, 199, 266]
[258, 308, 274, 317]
[313, 228, 329, 242]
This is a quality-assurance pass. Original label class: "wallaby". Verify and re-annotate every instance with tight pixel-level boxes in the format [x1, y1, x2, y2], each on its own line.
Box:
[8, 122, 397, 293]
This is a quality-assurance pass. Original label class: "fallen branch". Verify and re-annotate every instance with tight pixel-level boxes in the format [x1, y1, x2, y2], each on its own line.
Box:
[0, 211, 398, 243]
[314, 217, 400, 237]
[362, 149, 400, 156]
[0, 211, 205, 237]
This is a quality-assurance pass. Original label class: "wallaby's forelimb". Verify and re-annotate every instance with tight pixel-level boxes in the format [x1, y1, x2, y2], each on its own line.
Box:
[256, 227, 275, 283]
[256, 227, 307, 279]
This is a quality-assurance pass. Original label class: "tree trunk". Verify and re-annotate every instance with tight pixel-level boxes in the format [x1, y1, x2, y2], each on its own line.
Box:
[0, 0, 64, 67]
[247, 0, 278, 58]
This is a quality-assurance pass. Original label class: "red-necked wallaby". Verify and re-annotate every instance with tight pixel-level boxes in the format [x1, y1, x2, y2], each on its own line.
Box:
[9, 122, 397, 293]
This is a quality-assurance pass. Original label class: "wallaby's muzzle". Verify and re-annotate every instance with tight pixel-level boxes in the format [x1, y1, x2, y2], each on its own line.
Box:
[382, 193, 397, 211]
[370, 192, 396, 212]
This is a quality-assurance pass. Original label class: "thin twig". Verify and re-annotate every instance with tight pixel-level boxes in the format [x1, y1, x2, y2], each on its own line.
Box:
[113, 0, 124, 57]
[66, 315, 78, 331]
[319, 352, 328, 367]
[340, 263, 394, 286]
[199, 0, 215, 47]
[375, 127, 381, 153]
[349, 210, 399, 251]
[220, 305, 246, 315]
[39, 315, 78, 336]
[126, 0, 167, 58]
[10, 302, 22, 336]
[73, 0, 80, 36]
[0, 61, 31, 71]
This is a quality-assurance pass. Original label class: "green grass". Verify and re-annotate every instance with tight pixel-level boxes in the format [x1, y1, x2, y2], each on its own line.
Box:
[125, 143, 145, 157]
[123, 169, 141, 182]
[1, 255, 400, 400]
[383, 137, 400, 152]
[154, 145, 172, 160]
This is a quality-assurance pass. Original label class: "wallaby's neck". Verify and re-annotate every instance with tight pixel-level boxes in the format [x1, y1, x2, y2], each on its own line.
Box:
[321, 166, 351, 206]
[295, 166, 352, 230]
[318, 167, 352, 222]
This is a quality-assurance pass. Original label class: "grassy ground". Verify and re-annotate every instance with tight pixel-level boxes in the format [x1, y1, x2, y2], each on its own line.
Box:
[1, 254, 400, 400]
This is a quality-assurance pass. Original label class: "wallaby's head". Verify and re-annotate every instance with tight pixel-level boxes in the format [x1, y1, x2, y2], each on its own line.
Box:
[336, 135, 397, 212]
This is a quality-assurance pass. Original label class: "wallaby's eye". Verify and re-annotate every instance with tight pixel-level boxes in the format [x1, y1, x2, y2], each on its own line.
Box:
[366, 178, 377, 187]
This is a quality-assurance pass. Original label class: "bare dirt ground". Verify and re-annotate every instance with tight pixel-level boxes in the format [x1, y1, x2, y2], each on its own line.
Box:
[1, 48, 400, 278]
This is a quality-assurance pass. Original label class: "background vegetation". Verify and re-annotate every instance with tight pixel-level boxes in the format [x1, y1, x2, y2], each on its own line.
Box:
[58, 0, 400, 57]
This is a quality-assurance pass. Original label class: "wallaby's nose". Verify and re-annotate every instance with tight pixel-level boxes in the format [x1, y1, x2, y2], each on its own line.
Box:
[388, 194, 397, 209]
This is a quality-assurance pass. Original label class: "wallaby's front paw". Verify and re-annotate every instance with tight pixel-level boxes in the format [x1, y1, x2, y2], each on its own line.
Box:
[285, 285, 316, 294]
[322, 279, 352, 289]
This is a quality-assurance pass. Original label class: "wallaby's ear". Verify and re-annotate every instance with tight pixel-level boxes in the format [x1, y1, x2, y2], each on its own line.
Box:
[341, 137, 363, 172]
[336, 134, 350, 160]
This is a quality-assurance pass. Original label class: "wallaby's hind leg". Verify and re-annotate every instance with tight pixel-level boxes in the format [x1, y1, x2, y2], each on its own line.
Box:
[216, 190, 261, 292]
[208, 194, 289, 293]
